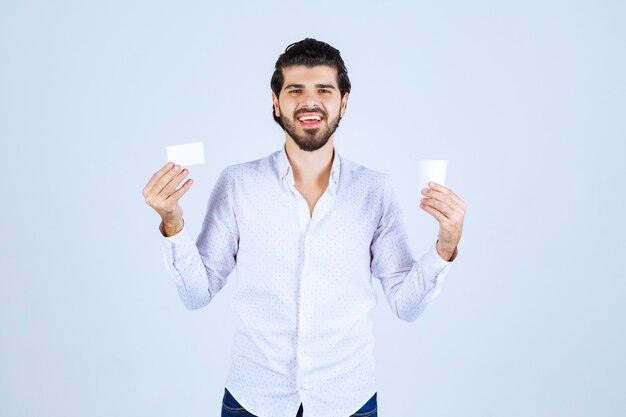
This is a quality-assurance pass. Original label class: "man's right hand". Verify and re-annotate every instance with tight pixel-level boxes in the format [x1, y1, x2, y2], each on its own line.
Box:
[142, 162, 193, 236]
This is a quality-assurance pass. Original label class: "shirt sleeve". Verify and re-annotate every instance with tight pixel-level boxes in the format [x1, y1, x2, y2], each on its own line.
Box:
[160, 167, 239, 310]
[370, 175, 456, 322]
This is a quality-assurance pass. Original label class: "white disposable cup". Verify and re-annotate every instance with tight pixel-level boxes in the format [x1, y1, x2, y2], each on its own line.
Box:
[417, 160, 448, 194]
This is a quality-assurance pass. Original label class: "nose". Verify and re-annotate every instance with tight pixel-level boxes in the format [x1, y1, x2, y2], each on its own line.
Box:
[298, 89, 322, 109]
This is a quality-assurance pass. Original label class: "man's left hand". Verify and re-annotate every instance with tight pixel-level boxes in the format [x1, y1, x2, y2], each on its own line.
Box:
[420, 182, 466, 261]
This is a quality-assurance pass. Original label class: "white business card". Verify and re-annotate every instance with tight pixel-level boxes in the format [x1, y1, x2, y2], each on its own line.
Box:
[166, 142, 205, 167]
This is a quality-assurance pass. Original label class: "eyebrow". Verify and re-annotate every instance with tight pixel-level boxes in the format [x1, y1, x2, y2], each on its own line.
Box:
[284, 83, 337, 90]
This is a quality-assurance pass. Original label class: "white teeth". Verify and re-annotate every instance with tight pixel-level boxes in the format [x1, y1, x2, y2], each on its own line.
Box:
[299, 115, 321, 121]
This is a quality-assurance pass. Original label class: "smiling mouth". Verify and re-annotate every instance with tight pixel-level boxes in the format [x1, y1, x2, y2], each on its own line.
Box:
[297, 113, 323, 128]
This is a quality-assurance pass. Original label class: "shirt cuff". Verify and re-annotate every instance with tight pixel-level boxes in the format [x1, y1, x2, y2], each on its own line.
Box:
[419, 242, 455, 276]
[415, 242, 455, 305]
[422, 242, 459, 269]
[159, 221, 195, 287]
[159, 220, 193, 246]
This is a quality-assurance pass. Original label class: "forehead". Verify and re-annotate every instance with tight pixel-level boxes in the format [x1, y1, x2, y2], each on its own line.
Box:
[281, 65, 338, 87]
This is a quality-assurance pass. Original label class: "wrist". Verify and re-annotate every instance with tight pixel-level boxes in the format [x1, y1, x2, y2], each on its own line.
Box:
[161, 218, 184, 237]
[436, 240, 457, 262]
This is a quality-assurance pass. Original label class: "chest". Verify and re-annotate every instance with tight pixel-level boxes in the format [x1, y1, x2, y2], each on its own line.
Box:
[234, 174, 383, 273]
[295, 184, 327, 217]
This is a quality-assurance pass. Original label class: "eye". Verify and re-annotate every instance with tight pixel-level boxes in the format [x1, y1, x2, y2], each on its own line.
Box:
[319, 89, 331, 93]
[289, 89, 302, 93]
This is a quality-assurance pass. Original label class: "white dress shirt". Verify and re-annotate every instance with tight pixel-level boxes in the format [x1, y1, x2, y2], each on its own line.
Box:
[159, 145, 456, 417]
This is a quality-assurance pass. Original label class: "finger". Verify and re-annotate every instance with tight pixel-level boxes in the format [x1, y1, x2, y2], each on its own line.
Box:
[421, 188, 463, 212]
[144, 162, 174, 196]
[167, 178, 194, 203]
[157, 168, 190, 199]
[428, 182, 463, 208]
[421, 197, 455, 220]
[428, 182, 465, 209]
[420, 201, 448, 223]
[151, 164, 185, 197]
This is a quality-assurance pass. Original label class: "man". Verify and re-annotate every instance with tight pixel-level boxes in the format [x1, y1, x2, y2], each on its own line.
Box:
[142, 38, 465, 417]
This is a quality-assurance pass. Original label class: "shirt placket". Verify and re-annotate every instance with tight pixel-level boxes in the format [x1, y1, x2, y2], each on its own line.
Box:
[285, 181, 335, 391]
[285, 182, 311, 391]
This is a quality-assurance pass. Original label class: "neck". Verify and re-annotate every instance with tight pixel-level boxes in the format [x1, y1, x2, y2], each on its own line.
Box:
[284, 136, 334, 187]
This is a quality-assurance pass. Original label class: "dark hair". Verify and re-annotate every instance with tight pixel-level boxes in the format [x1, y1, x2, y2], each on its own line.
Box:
[270, 38, 351, 127]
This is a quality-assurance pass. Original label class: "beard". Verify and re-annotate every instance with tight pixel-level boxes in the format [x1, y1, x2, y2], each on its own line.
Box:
[280, 109, 342, 152]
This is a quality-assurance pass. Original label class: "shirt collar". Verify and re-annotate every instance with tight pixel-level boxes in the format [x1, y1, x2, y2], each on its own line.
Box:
[276, 144, 341, 187]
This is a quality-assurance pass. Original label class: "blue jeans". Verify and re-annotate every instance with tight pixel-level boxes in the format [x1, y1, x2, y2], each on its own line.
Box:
[221, 387, 378, 417]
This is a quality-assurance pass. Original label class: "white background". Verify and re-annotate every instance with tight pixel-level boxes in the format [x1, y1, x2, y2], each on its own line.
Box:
[1, 1, 624, 416]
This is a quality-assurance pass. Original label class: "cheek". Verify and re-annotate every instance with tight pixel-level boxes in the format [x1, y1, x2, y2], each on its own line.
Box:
[281, 103, 297, 117]
[328, 98, 342, 113]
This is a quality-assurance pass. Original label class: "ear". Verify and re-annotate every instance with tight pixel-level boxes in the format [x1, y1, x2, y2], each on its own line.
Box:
[271, 91, 280, 117]
[340, 92, 349, 118]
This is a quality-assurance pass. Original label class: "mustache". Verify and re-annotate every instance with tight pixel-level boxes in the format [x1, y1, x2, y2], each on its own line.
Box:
[294, 109, 326, 118]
